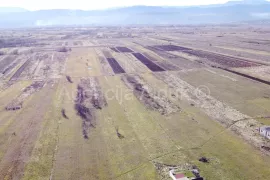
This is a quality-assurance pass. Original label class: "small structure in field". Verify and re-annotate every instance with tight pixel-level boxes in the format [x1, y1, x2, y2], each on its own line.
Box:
[169, 169, 204, 180]
[169, 169, 197, 180]
[259, 126, 270, 139]
[5, 102, 22, 111]
[169, 170, 189, 180]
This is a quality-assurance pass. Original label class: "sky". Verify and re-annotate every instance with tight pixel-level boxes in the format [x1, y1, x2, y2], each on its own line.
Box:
[0, 0, 234, 10]
[0, 0, 269, 11]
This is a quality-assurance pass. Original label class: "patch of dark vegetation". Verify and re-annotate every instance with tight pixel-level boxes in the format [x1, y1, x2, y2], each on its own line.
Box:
[11, 49, 19, 55]
[242, 40, 270, 45]
[122, 75, 180, 115]
[75, 78, 107, 139]
[106, 58, 125, 74]
[116, 127, 125, 139]
[75, 85, 94, 139]
[23, 81, 45, 92]
[132, 53, 165, 72]
[57, 46, 71, 52]
[91, 95, 106, 109]
[199, 157, 209, 163]
[116, 47, 133, 53]
[5, 103, 22, 111]
[66, 75, 73, 83]
[61, 34, 73, 40]
[61, 109, 69, 119]
[110, 47, 119, 52]
[261, 146, 270, 152]
[0, 38, 38, 48]
[73, 41, 83, 46]
[75, 104, 94, 139]
[150, 45, 192, 51]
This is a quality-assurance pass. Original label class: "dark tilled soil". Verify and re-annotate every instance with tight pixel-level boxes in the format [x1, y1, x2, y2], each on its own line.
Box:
[185, 50, 263, 68]
[116, 47, 133, 53]
[148, 44, 262, 68]
[146, 46, 179, 59]
[132, 53, 165, 72]
[106, 58, 126, 74]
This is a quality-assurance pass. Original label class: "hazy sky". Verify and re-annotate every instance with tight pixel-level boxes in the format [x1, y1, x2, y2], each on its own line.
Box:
[0, 0, 269, 10]
[0, 0, 236, 10]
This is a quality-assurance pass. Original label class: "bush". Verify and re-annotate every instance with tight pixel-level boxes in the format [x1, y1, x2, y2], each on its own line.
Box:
[11, 49, 19, 55]
[57, 46, 71, 52]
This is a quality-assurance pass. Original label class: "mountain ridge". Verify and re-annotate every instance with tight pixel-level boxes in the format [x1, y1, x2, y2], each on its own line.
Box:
[0, 1, 270, 27]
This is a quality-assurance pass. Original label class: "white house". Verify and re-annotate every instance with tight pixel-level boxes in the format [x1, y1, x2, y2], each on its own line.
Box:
[169, 170, 189, 180]
[259, 126, 270, 139]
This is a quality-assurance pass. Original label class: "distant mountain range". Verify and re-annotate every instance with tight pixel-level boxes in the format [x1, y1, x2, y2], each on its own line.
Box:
[0, 0, 270, 27]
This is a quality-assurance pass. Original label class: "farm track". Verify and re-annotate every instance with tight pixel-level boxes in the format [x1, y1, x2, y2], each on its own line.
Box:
[221, 68, 270, 86]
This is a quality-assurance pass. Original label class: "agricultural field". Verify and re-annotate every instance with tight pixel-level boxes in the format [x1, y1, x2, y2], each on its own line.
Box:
[0, 25, 270, 180]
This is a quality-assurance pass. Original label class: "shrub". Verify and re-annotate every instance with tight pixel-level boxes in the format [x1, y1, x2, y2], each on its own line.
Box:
[57, 46, 71, 52]
[11, 49, 19, 55]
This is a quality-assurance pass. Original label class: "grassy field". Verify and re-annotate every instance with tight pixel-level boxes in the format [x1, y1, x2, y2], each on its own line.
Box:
[0, 25, 270, 180]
